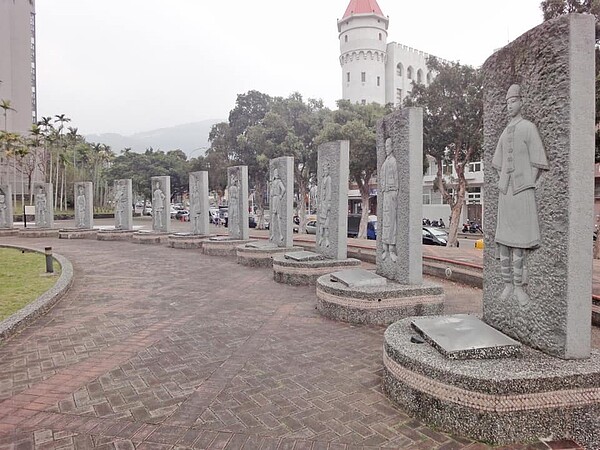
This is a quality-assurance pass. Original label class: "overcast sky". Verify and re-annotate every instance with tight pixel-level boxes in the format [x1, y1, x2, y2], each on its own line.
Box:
[35, 0, 544, 136]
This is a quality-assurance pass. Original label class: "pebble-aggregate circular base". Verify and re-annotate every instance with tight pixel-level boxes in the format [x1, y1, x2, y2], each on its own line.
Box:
[236, 245, 303, 268]
[58, 228, 98, 239]
[202, 239, 254, 256]
[167, 233, 214, 249]
[272, 256, 361, 286]
[18, 228, 59, 238]
[131, 231, 169, 245]
[96, 230, 136, 241]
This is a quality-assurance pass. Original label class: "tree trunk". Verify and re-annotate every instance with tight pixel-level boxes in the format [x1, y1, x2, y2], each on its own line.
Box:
[447, 164, 467, 247]
[296, 169, 308, 234]
[254, 179, 266, 230]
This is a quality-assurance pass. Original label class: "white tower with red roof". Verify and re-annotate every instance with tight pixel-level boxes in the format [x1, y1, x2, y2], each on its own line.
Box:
[338, 0, 389, 105]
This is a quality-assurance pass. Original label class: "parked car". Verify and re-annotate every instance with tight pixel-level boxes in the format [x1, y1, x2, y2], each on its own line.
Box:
[422, 226, 456, 246]
[175, 210, 190, 221]
[305, 219, 317, 234]
[143, 206, 153, 216]
[347, 214, 377, 239]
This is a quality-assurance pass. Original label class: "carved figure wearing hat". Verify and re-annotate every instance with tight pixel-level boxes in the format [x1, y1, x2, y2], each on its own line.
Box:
[492, 84, 549, 306]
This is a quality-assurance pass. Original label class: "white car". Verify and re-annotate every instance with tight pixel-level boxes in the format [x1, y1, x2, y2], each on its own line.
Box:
[305, 220, 317, 234]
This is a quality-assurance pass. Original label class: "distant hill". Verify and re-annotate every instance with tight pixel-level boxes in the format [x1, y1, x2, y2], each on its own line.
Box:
[85, 119, 223, 158]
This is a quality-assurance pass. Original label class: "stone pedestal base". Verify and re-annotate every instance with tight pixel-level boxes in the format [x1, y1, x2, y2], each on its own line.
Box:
[316, 274, 444, 325]
[237, 243, 303, 268]
[202, 237, 255, 256]
[131, 231, 169, 245]
[383, 317, 600, 449]
[272, 254, 361, 286]
[0, 228, 19, 237]
[168, 233, 214, 249]
[97, 229, 136, 241]
[58, 228, 98, 239]
[18, 228, 59, 238]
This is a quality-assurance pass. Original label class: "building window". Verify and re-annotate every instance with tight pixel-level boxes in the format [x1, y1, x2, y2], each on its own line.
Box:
[396, 63, 403, 77]
[467, 187, 482, 205]
[407, 66, 414, 80]
[417, 69, 423, 84]
[361, 72, 366, 82]
[377, 76, 380, 87]
[443, 161, 454, 175]
[423, 193, 431, 205]
[378, 33, 382, 40]
[396, 88, 403, 103]
[347, 72, 350, 82]
[468, 161, 482, 172]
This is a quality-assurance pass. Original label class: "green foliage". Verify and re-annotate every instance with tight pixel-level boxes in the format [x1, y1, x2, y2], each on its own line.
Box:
[0, 248, 61, 321]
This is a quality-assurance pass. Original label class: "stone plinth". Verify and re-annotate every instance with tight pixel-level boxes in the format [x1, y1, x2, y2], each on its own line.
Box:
[236, 242, 302, 268]
[19, 228, 59, 238]
[131, 231, 169, 245]
[0, 229, 18, 237]
[316, 269, 444, 325]
[58, 228, 98, 239]
[202, 237, 254, 256]
[383, 317, 600, 449]
[97, 229, 136, 241]
[272, 253, 361, 286]
[168, 233, 213, 249]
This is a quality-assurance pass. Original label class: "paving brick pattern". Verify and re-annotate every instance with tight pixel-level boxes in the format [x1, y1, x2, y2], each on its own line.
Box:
[0, 235, 592, 449]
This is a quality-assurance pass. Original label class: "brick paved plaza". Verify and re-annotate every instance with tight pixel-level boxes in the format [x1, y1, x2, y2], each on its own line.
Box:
[0, 235, 597, 449]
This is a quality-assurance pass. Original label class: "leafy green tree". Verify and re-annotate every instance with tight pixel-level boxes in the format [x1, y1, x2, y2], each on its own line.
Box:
[405, 57, 483, 246]
[318, 100, 388, 239]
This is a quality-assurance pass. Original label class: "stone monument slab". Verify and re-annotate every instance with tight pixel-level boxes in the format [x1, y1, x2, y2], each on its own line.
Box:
[376, 109, 423, 285]
[74, 182, 93, 229]
[33, 182, 53, 229]
[227, 165, 249, 240]
[330, 268, 387, 288]
[0, 184, 14, 229]
[411, 314, 522, 360]
[316, 141, 349, 260]
[269, 156, 294, 248]
[113, 179, 133, 231]
[246, 241, 278, 249]
[481, 13, 595, 360]
[284, 251, 323, 261]
[151, 176, 170, 233]
[189, 171, 209, 235]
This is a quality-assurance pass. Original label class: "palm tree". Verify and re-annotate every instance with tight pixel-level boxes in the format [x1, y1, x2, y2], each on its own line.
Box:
[0, 99, 16, 131]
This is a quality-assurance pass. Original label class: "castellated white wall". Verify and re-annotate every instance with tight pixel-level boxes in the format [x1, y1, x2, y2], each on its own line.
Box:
[339, 14, 388, 105]
[385, 43, 432, 107]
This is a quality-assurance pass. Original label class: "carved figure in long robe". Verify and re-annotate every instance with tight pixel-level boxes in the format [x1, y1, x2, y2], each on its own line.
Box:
[318, 163, 332, 248]
[228, 173, 240, 237]
[492, 84, 549, 306]
[76, 185, 86, 227]
[153, 181, 166, 230]
[381, 137, 398, 262]
[269, 168, 286, 245]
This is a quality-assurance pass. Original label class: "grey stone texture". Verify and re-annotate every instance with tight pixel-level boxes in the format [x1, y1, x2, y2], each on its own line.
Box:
[376, 108, 423, 285]
[272, 254, 360, 286]
[269, 156, 294, 248]
[74, 182, 93, 229]
[383, 317, 600, 448]
[227, 166, 249, 240]
[316, 141, 349, 260]
[202, 238, 254, 256]
[329, 268, 387, 288]
[58, 229, 98, 240]
[482, 14, 595, 359]
[189, 171, 210, 236]
[167, 233, 208, 249]
[151, 176, 171, 233]
[33, 182, 53, 229]
[113, 179, 133, 231]
[131, 230, 169, 245]
[236, 243, 302, 268]
[317, 276, 444, 325]
[97, 229, 135, 241]
[0, 184, 13, 229]
[411, 314, 522, 360]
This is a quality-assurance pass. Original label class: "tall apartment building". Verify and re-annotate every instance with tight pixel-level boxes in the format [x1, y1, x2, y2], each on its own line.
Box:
[339, 0, 483, 223]
[0, 0, 37, 195]
[0, 0, 37, 133]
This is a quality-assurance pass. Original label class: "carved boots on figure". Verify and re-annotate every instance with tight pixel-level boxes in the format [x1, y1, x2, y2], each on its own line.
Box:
[499, 245, 530, 306]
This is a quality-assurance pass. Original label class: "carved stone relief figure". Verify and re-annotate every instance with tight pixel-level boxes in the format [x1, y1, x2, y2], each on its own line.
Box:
[381, 137, 398, 262]
[35, 185, 47, 227]
[228, 171, 240, 236]
[0, 188, 7, 228]
[153, 180, 166, 230]
[76, 185, 86, 227]
[492, 84, 549, 306]
[114, 181, 125, 229]
[191, 176, 202, 234]
[318, 162, 332, 248]
[269, 167, 286, 244]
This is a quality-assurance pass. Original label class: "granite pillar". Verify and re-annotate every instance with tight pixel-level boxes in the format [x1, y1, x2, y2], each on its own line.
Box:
[269, 156, 294, 248]
[0, 184, 14, 229]
[33, 182, 53, 229]
[482, 13, 595, 360]
[114, 179, 133, 231]
[151, 176, 170, 233]
[227, 166, 248, 240]
[190, 171, 209, 236]
[74, 182, 93, 229]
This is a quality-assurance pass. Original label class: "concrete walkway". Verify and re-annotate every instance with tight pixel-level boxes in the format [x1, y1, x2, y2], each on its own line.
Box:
[0, 232, 594, 449]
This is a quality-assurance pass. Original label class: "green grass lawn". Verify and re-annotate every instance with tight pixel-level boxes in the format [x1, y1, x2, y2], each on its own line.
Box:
[0, 248, 62, 321]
